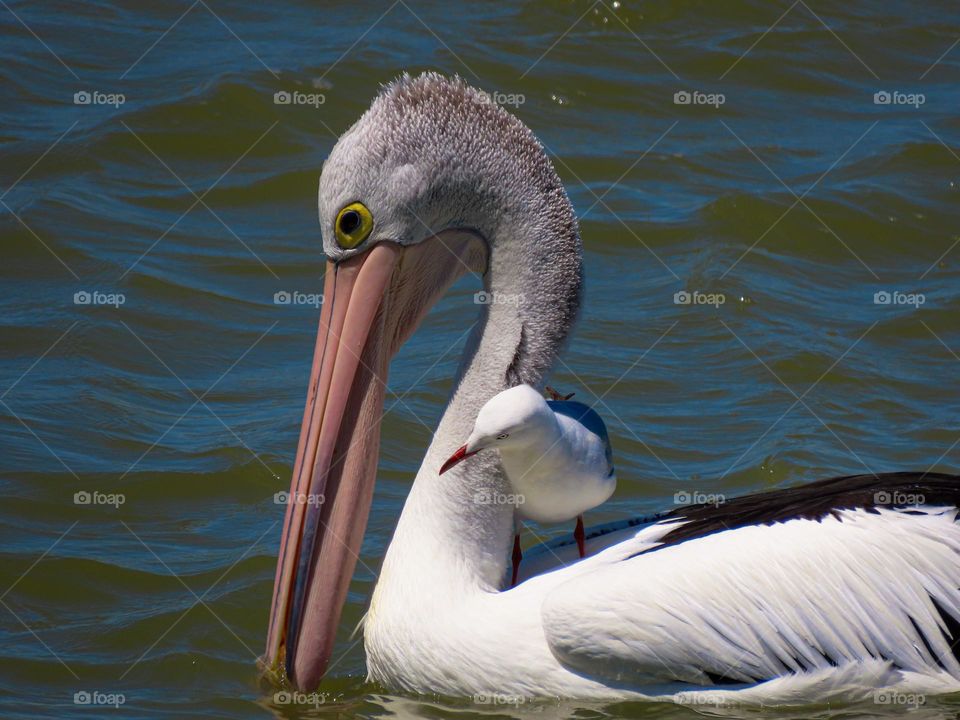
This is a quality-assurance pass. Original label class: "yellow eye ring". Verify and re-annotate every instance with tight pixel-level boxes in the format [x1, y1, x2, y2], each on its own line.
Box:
[335, 202, 373, 249]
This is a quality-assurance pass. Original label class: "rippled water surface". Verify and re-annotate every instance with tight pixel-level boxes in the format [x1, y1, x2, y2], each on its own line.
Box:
[3, 1, 960, 717]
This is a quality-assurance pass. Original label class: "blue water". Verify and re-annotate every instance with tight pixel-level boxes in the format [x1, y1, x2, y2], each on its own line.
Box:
[2, 0, 960, 717]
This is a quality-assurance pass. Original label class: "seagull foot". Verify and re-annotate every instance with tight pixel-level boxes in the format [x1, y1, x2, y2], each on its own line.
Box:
[575, 515, 586, 558]
[511, 534, 522, 587]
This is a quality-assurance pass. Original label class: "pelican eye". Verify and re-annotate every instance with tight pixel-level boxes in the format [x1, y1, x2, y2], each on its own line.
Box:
[335, 202, 373, 249]
[497, 433, 509, 440]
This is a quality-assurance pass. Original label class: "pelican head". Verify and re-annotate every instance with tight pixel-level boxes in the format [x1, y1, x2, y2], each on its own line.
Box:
[266, 72, 583, 690]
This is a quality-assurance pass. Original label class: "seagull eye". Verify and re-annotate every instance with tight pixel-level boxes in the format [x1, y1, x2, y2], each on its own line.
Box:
[496, 433, 509, 440]
[335, 202, 373, 249]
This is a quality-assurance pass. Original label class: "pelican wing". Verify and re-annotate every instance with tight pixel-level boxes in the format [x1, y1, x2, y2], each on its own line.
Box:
[541, 473, 960, 688]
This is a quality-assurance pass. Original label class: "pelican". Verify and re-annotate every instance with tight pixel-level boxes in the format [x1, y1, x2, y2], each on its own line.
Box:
[438, 383, 616, 586]
[265, 72, 960, 703]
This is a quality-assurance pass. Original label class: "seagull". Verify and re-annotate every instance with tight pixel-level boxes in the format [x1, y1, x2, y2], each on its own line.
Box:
[438, 383, 615, 587]
[264, 72, 960, 703]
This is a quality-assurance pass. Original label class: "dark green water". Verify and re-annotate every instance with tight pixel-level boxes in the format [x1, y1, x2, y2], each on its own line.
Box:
[2, 0, 960, 717]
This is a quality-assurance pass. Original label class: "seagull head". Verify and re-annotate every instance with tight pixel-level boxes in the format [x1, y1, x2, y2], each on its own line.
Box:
[439, 384, 553, 474]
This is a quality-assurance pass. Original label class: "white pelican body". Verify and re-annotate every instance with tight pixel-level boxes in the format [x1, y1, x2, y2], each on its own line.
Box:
[265, 73, 960, 704]
[367, 488, 960, 701]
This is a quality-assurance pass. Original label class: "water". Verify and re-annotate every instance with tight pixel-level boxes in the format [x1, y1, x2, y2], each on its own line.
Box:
[2, 0, 960, 717]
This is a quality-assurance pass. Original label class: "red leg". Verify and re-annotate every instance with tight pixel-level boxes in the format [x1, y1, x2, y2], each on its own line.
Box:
[511, 534, 522, 587]
[575, 515, 585, 558]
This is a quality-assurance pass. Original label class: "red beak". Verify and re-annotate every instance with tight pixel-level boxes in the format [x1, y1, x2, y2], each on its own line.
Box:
[439, 444, 478, 475]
